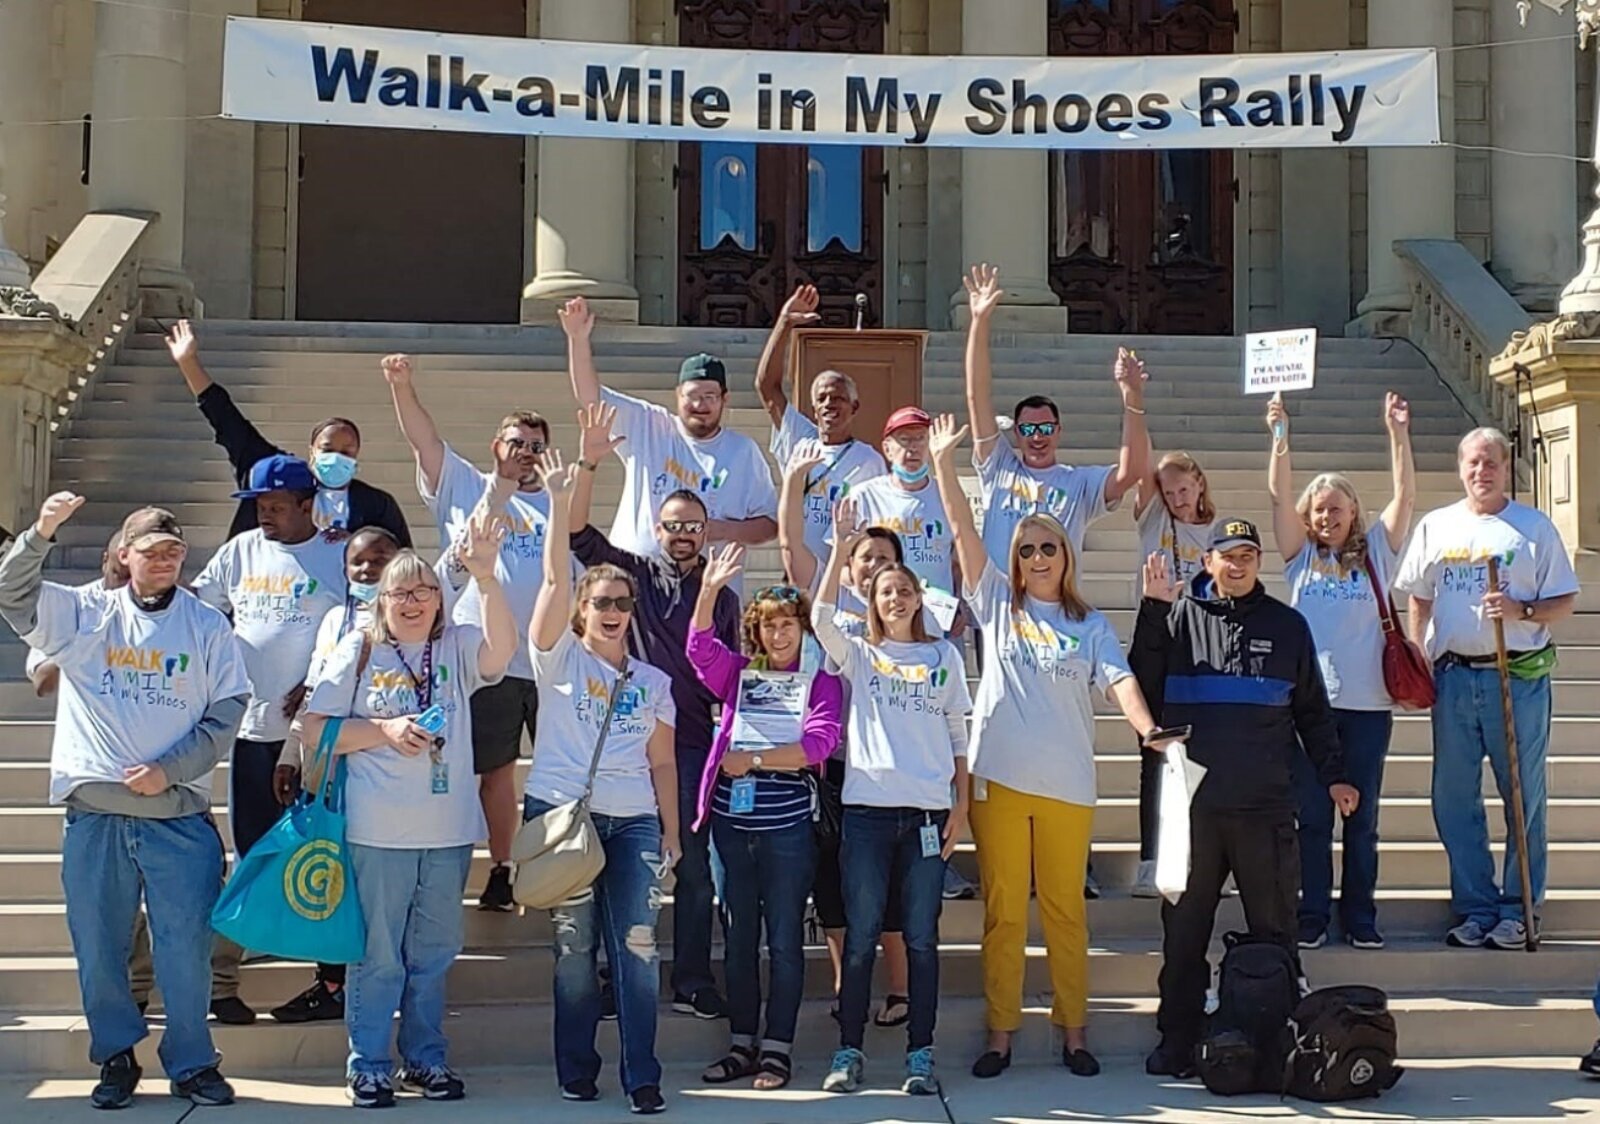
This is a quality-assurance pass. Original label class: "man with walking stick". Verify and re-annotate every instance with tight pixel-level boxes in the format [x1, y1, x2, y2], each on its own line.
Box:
[1395, 427, 1579, 951]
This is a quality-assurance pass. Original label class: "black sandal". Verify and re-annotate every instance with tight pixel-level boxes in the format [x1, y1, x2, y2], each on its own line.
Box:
[874, 994, 910, 1028]
[701, 1045, 759, 1084]
[754, 1051, 792, 1090]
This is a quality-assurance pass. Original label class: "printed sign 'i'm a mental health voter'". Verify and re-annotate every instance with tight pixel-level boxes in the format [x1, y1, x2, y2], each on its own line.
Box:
[1244, 328, 1317, 395]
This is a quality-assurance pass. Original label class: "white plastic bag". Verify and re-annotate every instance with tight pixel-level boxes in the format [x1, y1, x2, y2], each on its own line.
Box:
[1154, 742, 1208, 905]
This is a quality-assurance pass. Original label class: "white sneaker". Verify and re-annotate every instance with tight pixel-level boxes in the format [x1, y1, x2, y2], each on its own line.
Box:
[1485, 918, 1528, 950]
[1131, 860, 1161, 899]
[1445, 918, 1489, 948]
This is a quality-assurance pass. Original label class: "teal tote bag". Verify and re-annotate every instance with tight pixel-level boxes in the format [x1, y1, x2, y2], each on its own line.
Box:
[210, 717, 367, 965]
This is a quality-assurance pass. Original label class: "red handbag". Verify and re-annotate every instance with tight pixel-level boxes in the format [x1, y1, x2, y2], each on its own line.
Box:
[1363, 554, 1436, 710]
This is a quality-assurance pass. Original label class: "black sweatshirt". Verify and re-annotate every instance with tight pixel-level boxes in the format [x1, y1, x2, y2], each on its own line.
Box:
[196, 384, 412, 547]
[1134, 574, 1345, 815]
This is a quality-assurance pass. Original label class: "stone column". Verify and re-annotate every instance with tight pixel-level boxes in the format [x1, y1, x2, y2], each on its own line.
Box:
[0, 0, 49, 289]
[89, 0, 192, 316]
[523, 0, 639, 323]
[1490, 0, 1577, 311]
[948, 0, 1066, 331]
[1352, 0, 1454, 333]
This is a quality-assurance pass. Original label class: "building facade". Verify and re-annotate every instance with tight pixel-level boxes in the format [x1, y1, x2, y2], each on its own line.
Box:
[0, 0, 1591, 336]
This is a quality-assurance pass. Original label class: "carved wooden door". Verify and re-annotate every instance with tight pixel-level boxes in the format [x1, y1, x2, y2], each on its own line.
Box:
[677, 1, 887, 328]
[1048, 0, 1237, 334]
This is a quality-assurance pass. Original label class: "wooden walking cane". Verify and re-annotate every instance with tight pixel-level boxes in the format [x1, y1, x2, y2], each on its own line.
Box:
[1486, 556, 1539, 952]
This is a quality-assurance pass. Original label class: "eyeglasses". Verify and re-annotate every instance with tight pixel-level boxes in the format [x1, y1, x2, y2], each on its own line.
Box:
[1018, 543, 1061, 560]
[588, 595, 637, 613]
[755, 585, 803, 604]
[500, 436, 547, 454]
[382, 586, 440, 604]
[660, 519, 706, 534]
[1016, 422, 1058, 438]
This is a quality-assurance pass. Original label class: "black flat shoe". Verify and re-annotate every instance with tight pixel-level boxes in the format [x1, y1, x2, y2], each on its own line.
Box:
[1064, 1047, 1101, 1077]
[971, 1050, 1011, 1079]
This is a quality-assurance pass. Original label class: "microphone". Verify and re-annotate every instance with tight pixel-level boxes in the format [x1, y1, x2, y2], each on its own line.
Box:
[854, 293, 867, 331]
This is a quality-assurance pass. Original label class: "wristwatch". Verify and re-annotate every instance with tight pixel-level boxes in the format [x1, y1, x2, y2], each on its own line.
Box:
[1522, 601, 1537, 620]
[578, 458, 599, 473]
[750, 753, 764, 771]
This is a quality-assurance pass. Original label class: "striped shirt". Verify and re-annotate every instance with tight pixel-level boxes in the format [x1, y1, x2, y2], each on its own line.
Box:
[710, 771, 813, 832]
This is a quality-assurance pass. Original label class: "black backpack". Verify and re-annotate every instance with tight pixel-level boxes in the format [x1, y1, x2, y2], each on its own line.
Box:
[1283, 985, 1403, 1101]
[1195, 932, 1300, 1095]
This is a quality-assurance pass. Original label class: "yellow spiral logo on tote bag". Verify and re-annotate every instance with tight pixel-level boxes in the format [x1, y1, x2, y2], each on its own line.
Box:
[283, 839, 347, 921]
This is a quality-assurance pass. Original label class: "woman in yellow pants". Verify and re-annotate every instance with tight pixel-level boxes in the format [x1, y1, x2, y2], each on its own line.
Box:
[930, 415, 1164, 1079]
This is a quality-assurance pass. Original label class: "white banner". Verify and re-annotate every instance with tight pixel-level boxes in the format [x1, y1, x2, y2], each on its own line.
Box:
[221, 17, 1441, 150]
[1244, 328, 1318, 395]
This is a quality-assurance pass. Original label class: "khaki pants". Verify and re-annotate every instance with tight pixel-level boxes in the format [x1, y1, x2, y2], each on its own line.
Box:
[128, 910, 239, 1004]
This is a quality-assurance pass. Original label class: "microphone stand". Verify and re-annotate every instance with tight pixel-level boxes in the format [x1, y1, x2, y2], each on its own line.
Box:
[1511, 362, 1548, 507]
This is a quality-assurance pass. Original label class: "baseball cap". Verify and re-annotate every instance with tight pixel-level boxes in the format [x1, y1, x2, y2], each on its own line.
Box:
[678, 353, 727, 387]
[883, 406, 933, 439]
[119, 507, 185, 551]
[232, 453, 318, 499]
[1208, 517, 1262, 553]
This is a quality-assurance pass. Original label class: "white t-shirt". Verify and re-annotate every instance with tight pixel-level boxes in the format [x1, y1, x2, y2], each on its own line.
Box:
[827, 633, 971, 811]
[601, 388, 779, 587]
[848, 475, 956, 594]
[306, 624, 495, 849]
[1394, 499, 1580, 659]
[770, 405, 887, 565]
[1135, 502, 1216, 598]
[192, 530, 348, 742]
[975, 437, 1115, 567]
[1285, 531, 1400, 711]
[527, 629, 677, 818]
[307, 601, 368, 689]
[24, 584, 250, 806]
[421, 443, 559, 681]
[967, 563, 1130, 807]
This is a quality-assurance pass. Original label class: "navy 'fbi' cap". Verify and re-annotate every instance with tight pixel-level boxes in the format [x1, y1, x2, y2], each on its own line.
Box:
[232, 454, 319, 499]
[678, 353, 727, 388]
[1209, 517, 1262, 553]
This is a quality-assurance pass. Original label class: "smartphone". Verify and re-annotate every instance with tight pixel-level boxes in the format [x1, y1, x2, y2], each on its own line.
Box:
[1144, 725, 1193, 746]
[415, 706, 447, 735]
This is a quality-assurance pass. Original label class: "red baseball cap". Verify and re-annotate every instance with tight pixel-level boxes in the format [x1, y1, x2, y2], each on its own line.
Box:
[882, 406, 933, 439]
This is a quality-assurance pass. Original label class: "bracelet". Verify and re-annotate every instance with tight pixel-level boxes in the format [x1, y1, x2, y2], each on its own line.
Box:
[1124, 404, 1147, 415]
[578, 459, 599, 472]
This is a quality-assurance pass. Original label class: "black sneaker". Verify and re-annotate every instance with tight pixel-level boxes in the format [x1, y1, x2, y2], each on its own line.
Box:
[672, 987, 726, 1020]
[397, 1063, 465, 1101]
[562, 1078, 600, 1101]
[477, 863, 514, 912]
[349, 1072, 396, 1109]
[91, 1048, 141, 1110]
[599, 980, 618, 1022]
[170, 1065, 235, 1106]
[629, 1084, 666, 1114]
[1580, 1039, 1600, 1077]
[209, 995, 257, 1025]
[270, 978, 345, 1024]
[1297, 919, 1328, 950]
[1145, 1040, 1196, 1080]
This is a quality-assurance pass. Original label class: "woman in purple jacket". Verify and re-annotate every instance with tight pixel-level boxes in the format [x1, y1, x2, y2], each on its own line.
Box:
[688, 544, 844, 1091]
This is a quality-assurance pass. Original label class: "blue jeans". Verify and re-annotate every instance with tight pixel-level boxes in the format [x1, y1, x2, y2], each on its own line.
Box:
[344, 843, 473, 1078]
[525, 796, 665, 1095]
[1432, 663, 1552, 927]
[838, 805, 947, 1052]
[672, 747, 721, 998]
[1295, 708, 1393, 933]
[713, 815, 816, 1047]
[61, 809, 224, 1081]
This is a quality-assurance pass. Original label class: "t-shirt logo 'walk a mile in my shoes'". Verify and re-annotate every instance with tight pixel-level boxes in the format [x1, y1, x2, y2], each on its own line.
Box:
[100, 646, 194, 708]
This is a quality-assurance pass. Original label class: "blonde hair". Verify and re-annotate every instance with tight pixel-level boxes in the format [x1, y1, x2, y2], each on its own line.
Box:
[571, 564, 637, 637]
[865, 564, 932, 645]
[366, 550, 444, 645]
[1155, 451, 1217, 524]
[742, 586, 815, 658]
[1458, 426, 1512, 463]
[1008, 514, 1091, 621]
[1295, 473, 1369, 575]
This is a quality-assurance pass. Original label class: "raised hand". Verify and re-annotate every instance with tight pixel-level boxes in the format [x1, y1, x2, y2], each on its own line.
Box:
[578, 402, 625, 464]
[963, 263, 1004, 320]
[535, 449, 578, 497]
[35, 492, 85, 540]
[832, 495, 864, 544]
[1113, 346, 1148, 404]
[785, 437, 828, 480]
[459, 509, 507, 581]
[778, 284, 821, 329]
[1143, 551, 1179, 603]
[380, 353, 413, 387]
[164, 320, 199, 365]
[703, 543, 745, 590]
[929, 413, 969, 462]
[1266, 391, 1289, 440]
[558, 296, 595, 341]
[1384, 391, 1410, 435]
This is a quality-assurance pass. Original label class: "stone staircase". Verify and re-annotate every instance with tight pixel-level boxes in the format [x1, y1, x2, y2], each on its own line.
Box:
[1, 321, 1597, 1076]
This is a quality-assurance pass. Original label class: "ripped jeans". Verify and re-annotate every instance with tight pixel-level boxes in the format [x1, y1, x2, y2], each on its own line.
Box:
[523, 797, 665, 1094]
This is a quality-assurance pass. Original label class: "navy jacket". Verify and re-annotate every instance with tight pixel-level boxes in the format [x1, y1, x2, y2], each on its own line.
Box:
[1134, 574, 1344, 814]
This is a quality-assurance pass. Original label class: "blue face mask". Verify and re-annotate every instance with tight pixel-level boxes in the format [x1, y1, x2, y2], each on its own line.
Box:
[349, 580, 380, 605]
[312, 451, 358, 489]
[892, 462, 930, 485]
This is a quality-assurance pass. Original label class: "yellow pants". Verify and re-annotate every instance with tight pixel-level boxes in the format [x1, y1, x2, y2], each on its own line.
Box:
[970, 779, 1094, 1031]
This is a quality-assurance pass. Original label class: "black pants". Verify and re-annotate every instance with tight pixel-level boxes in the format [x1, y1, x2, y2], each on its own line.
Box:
[1155, 810, 1300, 1047]
[1129, 612, 1166, 862]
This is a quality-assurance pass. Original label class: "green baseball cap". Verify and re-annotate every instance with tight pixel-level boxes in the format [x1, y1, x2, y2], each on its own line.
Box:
[677, 353, 727, 387]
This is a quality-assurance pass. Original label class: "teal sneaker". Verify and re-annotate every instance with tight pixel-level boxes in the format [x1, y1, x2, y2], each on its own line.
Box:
[822, 1047, 865, 1093]
[903, 1046, 939, 1095]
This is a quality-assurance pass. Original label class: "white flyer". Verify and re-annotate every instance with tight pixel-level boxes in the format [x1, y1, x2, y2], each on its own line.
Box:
[1243, 328, 1317, 395]
[1154, 741, 1209, 905]
[921, 582, 961, 634]
[730, 670, 807, 752]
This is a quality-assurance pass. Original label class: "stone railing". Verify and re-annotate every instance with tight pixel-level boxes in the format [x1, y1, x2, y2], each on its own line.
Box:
[0, 212, 151, 535]
[1394, 239, 1531, 441]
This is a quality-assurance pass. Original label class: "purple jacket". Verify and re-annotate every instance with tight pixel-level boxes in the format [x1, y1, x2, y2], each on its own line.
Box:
[686, 625, 844, 832]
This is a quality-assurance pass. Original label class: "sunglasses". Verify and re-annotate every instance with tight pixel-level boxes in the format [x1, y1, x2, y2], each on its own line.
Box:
[382, 586, 440, 604]
[500, 436, 547, 454]
[1018, 543, 1061, 560]
[755, 585, 803, 604]
[1016, 422, 1058, 438]
[660, 519, 707, 534]
[588, 595, 637, 613]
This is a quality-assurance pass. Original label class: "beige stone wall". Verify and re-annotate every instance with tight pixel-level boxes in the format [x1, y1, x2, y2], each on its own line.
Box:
[251, 0, 295, 319]
[1580, 40, 1593, 237]
[1455, 0, 1491, 264]
[1245, 0, 1282, 330]
[186, 0, 258, 318]
[1349, 0, 1367, 312]
[633, 0, 673, 325]
[894, 0, 930, 329]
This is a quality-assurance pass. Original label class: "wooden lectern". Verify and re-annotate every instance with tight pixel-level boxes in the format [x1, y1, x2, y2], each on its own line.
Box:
[788, 328, 928, 445]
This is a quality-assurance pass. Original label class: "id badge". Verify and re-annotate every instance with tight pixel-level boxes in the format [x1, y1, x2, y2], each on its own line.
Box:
[729, 777, 757, 815]
[973, 777, 989, 803]
[919, 821, 942, 859]
[430, 757, 450, 795]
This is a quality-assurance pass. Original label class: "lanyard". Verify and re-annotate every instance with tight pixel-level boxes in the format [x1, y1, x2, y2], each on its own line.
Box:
[390, 640, 434, 709]
[337, 597, 359, 641]
[805, 439, 856, 494]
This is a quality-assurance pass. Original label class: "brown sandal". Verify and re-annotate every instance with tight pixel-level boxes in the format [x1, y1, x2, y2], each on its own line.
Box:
[701, 1044, 759, 1084]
